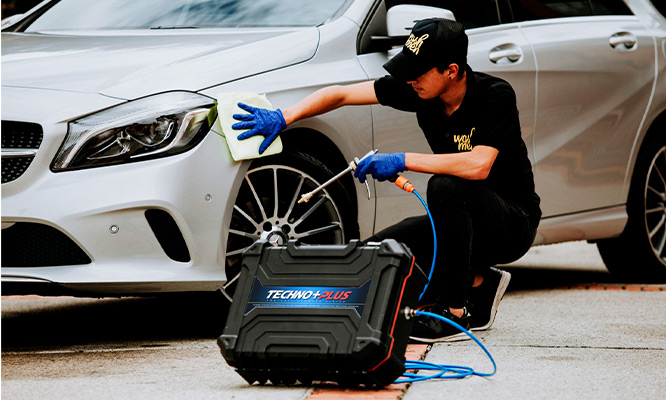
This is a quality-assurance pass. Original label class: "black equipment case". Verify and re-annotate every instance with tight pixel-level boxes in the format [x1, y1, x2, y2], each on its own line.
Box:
[217, 239, 427, 387]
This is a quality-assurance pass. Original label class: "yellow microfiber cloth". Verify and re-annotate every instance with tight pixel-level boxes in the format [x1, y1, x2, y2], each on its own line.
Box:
[213, 92, 283, 161]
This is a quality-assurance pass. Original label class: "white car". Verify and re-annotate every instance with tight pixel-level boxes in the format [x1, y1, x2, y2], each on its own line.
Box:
[2, 0, 665, 298]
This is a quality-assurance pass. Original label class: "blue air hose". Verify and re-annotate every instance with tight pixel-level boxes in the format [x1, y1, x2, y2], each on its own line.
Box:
[390, 178, 496, 383]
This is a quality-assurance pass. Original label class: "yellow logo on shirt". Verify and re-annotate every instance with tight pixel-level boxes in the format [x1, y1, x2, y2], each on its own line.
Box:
[405, 33, 430, 55]
[454, 128, 474, 151]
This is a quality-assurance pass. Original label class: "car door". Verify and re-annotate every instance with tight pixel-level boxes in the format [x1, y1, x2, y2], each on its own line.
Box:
[358, 0, 538, 233]
[512, 0, 656, 218]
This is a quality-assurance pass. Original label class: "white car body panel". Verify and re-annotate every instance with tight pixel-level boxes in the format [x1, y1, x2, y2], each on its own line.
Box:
[2, 0, 665, 294]
[523, 16, 656, 217]
[2, 28, 319, 100]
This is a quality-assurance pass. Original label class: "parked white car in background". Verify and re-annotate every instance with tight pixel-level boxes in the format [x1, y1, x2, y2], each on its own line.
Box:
[2, 0, 665, 298]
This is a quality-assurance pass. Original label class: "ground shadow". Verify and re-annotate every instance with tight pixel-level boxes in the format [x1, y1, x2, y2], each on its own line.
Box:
[502, 265, 622, 292]
[1, 265, 644, 351]
[1, 293, 231, 351]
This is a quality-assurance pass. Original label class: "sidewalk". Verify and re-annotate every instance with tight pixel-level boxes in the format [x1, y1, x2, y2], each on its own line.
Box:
[405, 285, 666, 400]
[405, 241, 666, 399]
[3, 242, 665, 400]
[305, 241, 666, 400]
[294, 279, 666, 400]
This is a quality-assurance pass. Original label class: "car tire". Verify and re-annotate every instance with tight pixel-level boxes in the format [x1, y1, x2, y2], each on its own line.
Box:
[597, 133, 666, 282]
[222, 150, 359, 300]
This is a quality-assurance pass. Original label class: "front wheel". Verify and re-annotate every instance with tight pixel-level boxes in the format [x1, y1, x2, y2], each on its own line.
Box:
[222, 151, 359, 300]
[597, 133, 666, 282]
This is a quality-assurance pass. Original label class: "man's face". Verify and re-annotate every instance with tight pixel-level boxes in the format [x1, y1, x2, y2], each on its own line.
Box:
[407, 68, 450, 100]
[406, 67, 450, 99]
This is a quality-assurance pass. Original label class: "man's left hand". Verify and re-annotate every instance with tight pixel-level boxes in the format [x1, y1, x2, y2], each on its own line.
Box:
[354, 153, 406, 183]
[232, 103, 286, 154]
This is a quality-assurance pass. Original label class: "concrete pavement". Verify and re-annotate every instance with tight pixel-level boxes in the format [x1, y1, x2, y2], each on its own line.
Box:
[405, 288, 665, 400]
[2, 241, 665, 399]
[403, 241, 666, 399]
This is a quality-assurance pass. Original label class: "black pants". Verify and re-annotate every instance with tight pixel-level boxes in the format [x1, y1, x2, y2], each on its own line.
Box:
[367, 175, 539, 309]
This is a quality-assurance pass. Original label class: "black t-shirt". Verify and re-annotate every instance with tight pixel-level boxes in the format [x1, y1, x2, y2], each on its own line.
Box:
[374, 68, 541, 221]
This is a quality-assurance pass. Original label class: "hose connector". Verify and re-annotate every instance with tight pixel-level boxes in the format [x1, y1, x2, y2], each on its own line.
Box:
[403, 306, 418, 320]
[394, 175, 414, 193]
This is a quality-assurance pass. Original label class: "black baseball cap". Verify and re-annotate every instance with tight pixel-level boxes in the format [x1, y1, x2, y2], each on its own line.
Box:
[383, 18, 468, 82]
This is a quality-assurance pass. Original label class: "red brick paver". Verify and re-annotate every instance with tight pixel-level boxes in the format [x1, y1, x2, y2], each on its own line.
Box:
[306, 344, 429, 400]
[555, 284, 665, 291]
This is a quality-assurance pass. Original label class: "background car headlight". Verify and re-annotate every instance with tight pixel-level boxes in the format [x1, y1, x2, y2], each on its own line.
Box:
[51, 92, 216, 171]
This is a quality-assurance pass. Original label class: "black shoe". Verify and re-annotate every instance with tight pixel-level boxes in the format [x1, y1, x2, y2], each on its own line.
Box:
[409, 305, 471, 343]
[467, 267, 511, 331]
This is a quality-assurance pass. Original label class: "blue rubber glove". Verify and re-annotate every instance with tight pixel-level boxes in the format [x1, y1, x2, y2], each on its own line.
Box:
[354, 153, 406, 183]
[232, 102, 287, 154]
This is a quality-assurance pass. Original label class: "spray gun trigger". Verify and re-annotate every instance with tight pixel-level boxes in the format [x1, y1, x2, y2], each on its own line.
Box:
[350, 157, 371, 200]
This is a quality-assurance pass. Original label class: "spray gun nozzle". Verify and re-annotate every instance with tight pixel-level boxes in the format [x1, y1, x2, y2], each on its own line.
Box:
[297, 149, 378, 204]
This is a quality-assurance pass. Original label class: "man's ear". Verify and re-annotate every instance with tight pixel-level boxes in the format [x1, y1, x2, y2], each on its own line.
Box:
[447, 63, 460, 80]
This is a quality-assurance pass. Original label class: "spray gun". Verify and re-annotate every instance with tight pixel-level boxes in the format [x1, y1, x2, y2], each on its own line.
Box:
[298, 149, 427, 299]
[298, 149, 378, 204]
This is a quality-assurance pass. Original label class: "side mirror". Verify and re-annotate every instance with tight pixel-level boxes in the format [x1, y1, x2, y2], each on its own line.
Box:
[387, 5, 455, 36]
[371, 5, 456, 51]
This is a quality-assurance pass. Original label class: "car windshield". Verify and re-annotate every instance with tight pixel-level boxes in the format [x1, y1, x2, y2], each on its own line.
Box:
[23, 0, 349, 31]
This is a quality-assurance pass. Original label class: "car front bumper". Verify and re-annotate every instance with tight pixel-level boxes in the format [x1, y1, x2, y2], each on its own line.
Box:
[1, 87, 245, 295]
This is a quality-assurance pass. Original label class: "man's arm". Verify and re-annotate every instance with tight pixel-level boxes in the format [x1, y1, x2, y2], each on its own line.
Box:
[281, 81, 378, 125]
[405, 146, 499, 180]
[354, 146, 499, 184]
[233, 81, 378, 153]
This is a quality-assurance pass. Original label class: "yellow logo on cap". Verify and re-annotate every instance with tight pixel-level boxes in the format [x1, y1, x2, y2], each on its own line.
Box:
[405, 33, 429, 55]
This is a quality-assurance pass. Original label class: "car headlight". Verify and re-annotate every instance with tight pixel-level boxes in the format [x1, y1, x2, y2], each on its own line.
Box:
[52, 92, 217, 171]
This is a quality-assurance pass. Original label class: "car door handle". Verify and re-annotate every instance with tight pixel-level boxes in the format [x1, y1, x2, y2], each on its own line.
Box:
[489, 44, 522, 64]
[609, 32, 637, 50]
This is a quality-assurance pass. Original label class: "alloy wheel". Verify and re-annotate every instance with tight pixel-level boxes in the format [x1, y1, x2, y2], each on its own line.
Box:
[222, 164, 346, 300]
[644, 145, 666, 267]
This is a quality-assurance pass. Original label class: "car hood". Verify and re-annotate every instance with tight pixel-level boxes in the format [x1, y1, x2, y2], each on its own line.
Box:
[1, 28, 319, 100]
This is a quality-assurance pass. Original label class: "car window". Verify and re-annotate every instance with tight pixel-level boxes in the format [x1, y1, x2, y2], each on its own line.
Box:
[507, 0, 632, 22]
[589, 0, 632, 15]
[511, 0, 593, 20]
[496, 0, 517, 23]
[22, 0, 348, 31]
[386, 1, 501, 29]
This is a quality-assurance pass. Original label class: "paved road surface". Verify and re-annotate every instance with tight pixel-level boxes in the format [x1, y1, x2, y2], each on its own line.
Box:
[2, 241, 665, 399]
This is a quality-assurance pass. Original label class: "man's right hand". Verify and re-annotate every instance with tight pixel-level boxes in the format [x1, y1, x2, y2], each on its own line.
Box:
[354, 153, 406, 183]
[232, 103, 286, 154]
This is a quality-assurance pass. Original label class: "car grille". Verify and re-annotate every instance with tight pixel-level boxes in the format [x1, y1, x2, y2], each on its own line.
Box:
[1, 121, 44, 184]
[1, 222, 92, 267]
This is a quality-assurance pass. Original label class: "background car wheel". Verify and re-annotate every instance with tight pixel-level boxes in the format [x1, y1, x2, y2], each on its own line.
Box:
[222, 151, 359, 300]
[597, 133, 666, 282]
